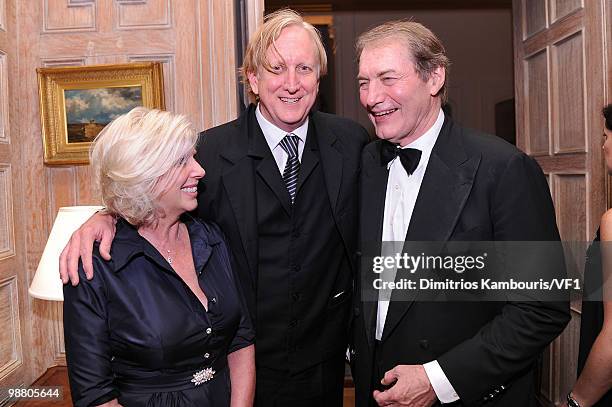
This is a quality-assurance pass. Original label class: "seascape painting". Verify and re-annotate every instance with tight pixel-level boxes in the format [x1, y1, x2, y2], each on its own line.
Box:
[65, 86, 143, 143]
[38, 62, 164, 164]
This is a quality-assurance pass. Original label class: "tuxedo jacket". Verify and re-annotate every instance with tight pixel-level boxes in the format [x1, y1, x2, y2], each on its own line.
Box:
[351, 116, 570, 406]
[195, 104, 369, 370]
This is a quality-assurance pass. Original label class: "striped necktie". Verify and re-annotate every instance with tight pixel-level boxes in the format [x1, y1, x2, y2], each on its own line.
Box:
[279, 134, 300, 204]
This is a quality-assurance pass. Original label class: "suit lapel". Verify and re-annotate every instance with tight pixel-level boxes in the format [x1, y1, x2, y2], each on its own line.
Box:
[361, 143, 390, 349]
[255, 156, 292, 216]
[296, 122, 319, 195]
[312, 113, 343, 213]
[381, 118, 481, 342]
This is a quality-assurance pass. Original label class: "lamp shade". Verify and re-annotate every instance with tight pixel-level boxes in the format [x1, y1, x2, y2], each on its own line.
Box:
[29, 206, 104, 301]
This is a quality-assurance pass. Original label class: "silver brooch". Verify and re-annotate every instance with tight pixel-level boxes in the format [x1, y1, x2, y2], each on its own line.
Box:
[191, 367, 215, 385]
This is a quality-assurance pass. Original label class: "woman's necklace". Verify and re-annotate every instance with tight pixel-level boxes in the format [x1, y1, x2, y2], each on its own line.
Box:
[163, 227, 181, 265]
[166, 248, 174, 264]
[140, 224, 182, 266]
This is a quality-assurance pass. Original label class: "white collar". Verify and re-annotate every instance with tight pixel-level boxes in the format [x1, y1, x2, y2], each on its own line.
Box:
[255, 104, 309, 150]
[404, 108, 444, 152]
[400, 109, 444, 170]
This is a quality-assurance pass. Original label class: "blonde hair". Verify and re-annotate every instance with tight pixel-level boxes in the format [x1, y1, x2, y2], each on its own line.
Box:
[90, 107, 198, 226]
[240, 8, 328, 103]
[356, 20, 450, 103]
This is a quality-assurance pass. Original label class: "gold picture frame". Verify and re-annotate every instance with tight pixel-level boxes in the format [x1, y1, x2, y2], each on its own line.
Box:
[37, 62, 165, 165]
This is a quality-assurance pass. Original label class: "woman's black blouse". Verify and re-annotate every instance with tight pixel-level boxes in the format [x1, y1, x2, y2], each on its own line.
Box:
[578, 228, 612, 407]
[63, 216, 254, 407]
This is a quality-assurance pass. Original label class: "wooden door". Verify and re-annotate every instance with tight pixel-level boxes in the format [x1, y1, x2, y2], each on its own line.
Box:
[0, 0, 31, 399]
[512, 0, 608, 404]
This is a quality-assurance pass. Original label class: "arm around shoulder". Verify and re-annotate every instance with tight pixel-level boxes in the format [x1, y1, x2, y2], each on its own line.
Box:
[60, 211, 117, 285]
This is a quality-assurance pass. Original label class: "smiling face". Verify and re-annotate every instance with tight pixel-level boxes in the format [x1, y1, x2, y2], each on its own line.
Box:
[358, 40, 444, 146]
[155, 151, 205, 219]
[247, 25, 320, 132]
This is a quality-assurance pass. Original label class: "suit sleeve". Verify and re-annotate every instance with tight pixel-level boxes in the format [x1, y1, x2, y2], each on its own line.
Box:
[437, 152, 570, 405]
[63, 256, 119, 407]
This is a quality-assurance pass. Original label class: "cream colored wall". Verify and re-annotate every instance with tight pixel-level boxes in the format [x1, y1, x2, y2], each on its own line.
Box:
[0, 0, 248, 389]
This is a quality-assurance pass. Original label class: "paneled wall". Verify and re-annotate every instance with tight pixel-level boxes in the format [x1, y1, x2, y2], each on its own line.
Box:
[0, 0, 30, 396]
[513, 0, 607, 404]
[0, 0, 244, 389]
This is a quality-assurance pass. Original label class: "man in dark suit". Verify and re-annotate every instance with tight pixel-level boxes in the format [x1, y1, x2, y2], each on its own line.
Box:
[196, 10, 367, 406]
[350, 21, 570, 406]
[60, 9, 368, 407]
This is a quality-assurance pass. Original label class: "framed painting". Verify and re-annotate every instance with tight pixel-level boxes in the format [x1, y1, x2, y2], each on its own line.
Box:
[37, 62, 165, 165]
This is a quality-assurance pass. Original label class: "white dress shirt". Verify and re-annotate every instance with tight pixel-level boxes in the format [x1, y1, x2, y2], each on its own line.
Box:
[255, 104, 307, 170]
[376, 109, 460, 404]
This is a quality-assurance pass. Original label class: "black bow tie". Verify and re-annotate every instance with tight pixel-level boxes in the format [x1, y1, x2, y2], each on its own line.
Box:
[380, 141, 422, 175]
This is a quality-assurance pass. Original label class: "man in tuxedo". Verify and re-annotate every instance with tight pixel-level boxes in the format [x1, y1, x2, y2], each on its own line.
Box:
[60, 9, 368, 407]
[350, 21, 570, 406]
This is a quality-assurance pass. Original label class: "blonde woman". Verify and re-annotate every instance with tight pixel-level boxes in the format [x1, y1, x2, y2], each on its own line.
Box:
[63, 107, 255, 407]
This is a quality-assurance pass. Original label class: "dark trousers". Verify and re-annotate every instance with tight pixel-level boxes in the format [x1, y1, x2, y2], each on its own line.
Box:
[255, 356, 345, 407]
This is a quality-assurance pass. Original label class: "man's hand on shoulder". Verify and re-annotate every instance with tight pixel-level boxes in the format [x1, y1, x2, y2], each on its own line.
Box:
[373, 365, 437, 407]
[59, 211, 117, 286]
